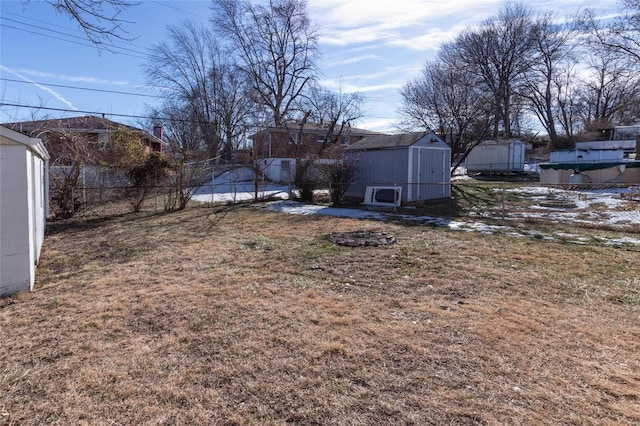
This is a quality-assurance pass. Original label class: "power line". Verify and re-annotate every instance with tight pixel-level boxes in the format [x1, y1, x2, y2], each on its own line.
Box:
[1, 10, 151, 54]
[150, 0, 210, 20]
[0, 23, 150, 61]
[0, 78, 164, 99]
[0, 18, 154, 61]
[1, 16, 152, 58]
[1, 23, 101, 50]
[0, 102, 200, 124]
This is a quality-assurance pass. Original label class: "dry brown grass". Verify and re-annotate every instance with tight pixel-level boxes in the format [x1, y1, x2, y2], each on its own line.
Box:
[1, 203, 639, 425]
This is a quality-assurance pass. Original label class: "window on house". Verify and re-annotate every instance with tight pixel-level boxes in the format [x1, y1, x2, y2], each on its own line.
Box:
[98, 132, 111, 150]
[340, 135, 350, 146]
[263, 133, 271, 144]
[317, 134, 327, 143]
[289, 133, 299, 144]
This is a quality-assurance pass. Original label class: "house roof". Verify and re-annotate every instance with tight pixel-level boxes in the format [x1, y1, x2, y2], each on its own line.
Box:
[0, 125, 49, 159]
[345, 132, 437, 151]
[2, 116, 164, 145]
[248, 122, 386, 139]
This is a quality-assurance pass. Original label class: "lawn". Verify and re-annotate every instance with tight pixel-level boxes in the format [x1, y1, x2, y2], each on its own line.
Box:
[1, 202, 639, 425]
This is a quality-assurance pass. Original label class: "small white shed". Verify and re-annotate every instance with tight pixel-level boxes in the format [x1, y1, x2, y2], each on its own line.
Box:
[344, 132, 451, 205]
[465, 139, 526, 174]
[1, 126, 49, 297]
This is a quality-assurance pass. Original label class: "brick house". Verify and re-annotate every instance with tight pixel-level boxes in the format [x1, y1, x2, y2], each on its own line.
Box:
[3, 116, 165, 165]
[249, 122, 386, 183]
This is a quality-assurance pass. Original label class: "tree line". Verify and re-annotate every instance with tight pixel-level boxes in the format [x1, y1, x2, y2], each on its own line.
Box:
[35, 0, 640, 197]
[400, 0, 640, 170]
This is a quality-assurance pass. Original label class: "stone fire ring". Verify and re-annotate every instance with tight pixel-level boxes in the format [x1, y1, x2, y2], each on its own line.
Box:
[328, 231, 397, 247]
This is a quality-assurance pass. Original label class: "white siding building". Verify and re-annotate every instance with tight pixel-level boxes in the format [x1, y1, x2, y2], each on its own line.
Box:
[1, 126, 49, 296]
[465, 139, 526, 174]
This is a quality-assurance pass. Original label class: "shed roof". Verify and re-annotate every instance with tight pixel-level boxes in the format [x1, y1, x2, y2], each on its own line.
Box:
[345, 132, 441, 151]
[476, 139, 525, 146]
[248, 122, 386, 140]
[0, 125, 49, 159]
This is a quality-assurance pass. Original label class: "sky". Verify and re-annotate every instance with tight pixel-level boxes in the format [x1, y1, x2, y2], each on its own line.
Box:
[0, 0, 621, 134]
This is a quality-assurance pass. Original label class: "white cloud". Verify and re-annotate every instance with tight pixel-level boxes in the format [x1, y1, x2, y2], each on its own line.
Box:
[386, 23, 469, 51]
[309, 0, 502, 47]
[11, 68, 129, 86]
[1, 65, 78, 111]
[323, 54, 386, 68]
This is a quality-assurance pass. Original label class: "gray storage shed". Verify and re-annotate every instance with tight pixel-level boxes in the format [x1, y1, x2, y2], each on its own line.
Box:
[344, 132, 451, 205]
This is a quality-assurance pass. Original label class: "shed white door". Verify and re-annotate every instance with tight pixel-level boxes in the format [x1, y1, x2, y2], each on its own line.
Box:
[408, 147, 450, 201]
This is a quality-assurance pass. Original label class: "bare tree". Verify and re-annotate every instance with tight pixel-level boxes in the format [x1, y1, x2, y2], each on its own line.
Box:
[523, 12, 578, 146]
[33, 0, 137, 44]
[146, 21, 224, 159]
[151, 104, 206, 158]
[212, 0, 319, 126]
[46, 129, 96, 218]
[575, 47, 640, 132]
[581, 0, 640, 63]
[400, 48, 494, 175]
[454, 2, 537, 138]
[293, 85, 364, 201]
[553, 63, 583, 143]
[210, 60, 255, 162]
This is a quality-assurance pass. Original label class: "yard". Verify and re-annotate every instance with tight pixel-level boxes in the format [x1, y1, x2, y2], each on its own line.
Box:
[1, 193, 639, 424]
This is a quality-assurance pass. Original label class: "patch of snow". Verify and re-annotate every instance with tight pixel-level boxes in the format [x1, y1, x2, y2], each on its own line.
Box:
[266, 200, 640, 248]
[193, 167, 639, 248]
[191, 167, 291, 203]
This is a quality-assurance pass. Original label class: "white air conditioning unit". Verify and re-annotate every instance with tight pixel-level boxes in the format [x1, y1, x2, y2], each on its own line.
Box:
[364, 186, 402, 207]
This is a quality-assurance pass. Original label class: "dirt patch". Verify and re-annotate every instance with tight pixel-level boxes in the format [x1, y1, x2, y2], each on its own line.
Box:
[328, 230, 397, 247]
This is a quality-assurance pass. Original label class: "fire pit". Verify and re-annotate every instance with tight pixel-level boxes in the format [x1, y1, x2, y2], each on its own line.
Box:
[328, 231, 396, 247]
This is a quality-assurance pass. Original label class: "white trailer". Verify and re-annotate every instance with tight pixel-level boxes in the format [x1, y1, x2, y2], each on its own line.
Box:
[465, 139, 525, 174]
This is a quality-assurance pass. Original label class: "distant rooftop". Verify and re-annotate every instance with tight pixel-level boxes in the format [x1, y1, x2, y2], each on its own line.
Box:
[2, 115, 158, 140]
[346, 132, 441, 151]
[249, 122, 387, 139]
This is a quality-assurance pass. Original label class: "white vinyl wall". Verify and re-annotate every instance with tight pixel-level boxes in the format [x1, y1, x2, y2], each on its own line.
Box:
[1, 126, 49, 296]
[260, 158, 295, 183]
[465, 140, 525, 173]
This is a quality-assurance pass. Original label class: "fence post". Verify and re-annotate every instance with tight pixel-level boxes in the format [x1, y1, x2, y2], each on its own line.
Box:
[154, 171, 158, 211]
[211, 163, 215, 204]
[501, 182, 506, 220]
[82, 167, 86, 210]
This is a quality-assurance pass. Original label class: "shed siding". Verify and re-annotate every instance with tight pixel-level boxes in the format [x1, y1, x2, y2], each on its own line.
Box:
[346, 149, 408, 201]
[344, 132, 451, 204]
[1, 145, 33, 296]
[1, 129, 49, 297]
[466, 140, 525, 173]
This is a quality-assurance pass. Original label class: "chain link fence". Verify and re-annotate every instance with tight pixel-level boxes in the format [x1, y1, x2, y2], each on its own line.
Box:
[48, 165, 640, 233]
[448, 180, 640, 231]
